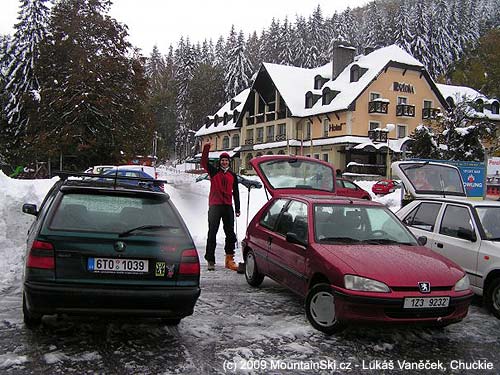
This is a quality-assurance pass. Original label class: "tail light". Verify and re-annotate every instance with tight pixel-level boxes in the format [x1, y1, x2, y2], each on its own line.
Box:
[179, 248, 200, 275]
[27, 240, 55, 269]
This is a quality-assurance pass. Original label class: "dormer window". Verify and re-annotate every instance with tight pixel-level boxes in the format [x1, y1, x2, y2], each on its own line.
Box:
[204, 116, 213, 128]
[305, 91, 321, 109]
[475, 99, 484, 113]
[214, 115, 219, 126]
[230, 99, 240, 110]
[491, 100, 499, 115]
[223, 113, 228, 125]
[349, 64, 367, 83]
[233, 109, 239, 122]
[322, 87, 340, 105]
[446, 97, 455, 108]
[314, 75, 329, 90]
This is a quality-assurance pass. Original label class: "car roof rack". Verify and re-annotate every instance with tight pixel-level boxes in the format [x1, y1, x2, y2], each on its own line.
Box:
[53, 170, 168, 190]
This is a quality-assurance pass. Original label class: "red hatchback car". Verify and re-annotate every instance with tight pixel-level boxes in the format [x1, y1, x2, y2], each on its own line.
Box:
[241, 155, 473, 334]
[372, 179, 400, 195]
[336, 178, 371, 200]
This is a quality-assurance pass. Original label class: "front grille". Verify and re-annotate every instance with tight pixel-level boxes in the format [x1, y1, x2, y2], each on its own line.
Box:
[385, 307, 454, 319]
[391, 286, 452, 292]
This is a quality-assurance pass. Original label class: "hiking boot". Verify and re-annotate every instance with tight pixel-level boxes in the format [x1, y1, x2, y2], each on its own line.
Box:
[207, 261, 215, 271]
[225, 254, 238, 271]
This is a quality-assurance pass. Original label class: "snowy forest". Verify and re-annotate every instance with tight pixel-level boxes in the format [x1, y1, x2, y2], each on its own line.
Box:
[0, 0, 499, 171]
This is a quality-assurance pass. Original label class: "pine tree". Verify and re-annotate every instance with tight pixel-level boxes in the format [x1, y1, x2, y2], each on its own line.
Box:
[428, 0, 454, 78]
[246, 31, 261, 71]
[394, 0, 413, 53]
[306, 5, 326, 67]
[439, 99, 495, 161]
[259, 18, 281, 64]
[146, 45, 166, 94]
[224, 31, 253, 99]
[292, 15, 308, 68]
[409, 0, 431, 73]
[34, 0, 151, 168]
[409, 124, 442, 159]
[278, 17, 294, 66]
[3, 0, 49, 140]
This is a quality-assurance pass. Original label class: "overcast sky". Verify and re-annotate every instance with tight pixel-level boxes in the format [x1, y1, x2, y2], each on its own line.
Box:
[1, 0, 369, 55]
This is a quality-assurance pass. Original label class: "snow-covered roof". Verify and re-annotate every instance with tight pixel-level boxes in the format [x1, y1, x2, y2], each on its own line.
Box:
[437, 83, 500, 121]
[194, 89, 250, 137]
[264, 44, 424, 117]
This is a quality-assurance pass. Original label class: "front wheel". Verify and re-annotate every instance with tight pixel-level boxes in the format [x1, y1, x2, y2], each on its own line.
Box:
[485, 278, 500, 319]
[305, 284, 344, 334]
[245, 249, 264, 287]
[23, 294, 42, 328]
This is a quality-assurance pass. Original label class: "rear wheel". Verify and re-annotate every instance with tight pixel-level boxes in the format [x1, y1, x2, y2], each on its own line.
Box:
[245, 249, 264, 287]
[305, 284, 344, 334]
[485, 278, 500, 319]
[23, 294, 42, 328]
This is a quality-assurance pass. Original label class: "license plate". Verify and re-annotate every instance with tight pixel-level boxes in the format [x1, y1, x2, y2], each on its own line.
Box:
[88, 257, 149, 273]
[403, 297, 450, 309]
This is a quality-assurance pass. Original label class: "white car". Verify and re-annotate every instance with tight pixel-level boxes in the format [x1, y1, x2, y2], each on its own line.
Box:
[393, 161, 500, 318]
[84, 165, 116, 174]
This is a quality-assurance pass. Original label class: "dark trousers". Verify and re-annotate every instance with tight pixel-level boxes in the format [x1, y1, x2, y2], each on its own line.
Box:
[205, 205, 237, 263]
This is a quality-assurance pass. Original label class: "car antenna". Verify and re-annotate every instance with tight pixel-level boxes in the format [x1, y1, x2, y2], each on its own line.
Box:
[439, 173, 446, 198]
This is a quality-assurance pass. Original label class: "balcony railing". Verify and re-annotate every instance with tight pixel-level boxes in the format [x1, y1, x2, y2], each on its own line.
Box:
[245, 139, 254, 145]
[275, 134, 286, 141]
[396, 104, 415, 117]
[256, 114, 265, 123]
[256, 137, 264, 144]
[422, 107, 440, 119]
[368, 101, 388, 114]
[265, 112, 276, 122]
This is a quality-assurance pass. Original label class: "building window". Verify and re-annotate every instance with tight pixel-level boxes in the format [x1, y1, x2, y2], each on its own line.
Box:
[397, 125, 407, 138]
[276, 123, 286, 141]
[305, 92, 314, 108]
[369, 121, 380, 131]
[322, 153, 329, 162]
[492, 101, 499, 115]
[322, 118, 329, 137]
[398, 97, 407, 105]
[424, 100, 432, 108]
[222, 136, 230, 149]
[256, 128, 264, 143]
[245, 129, 254, 145]
[305, 121, 311, 140]
[232, 134, 240, 148]
[296, 123, 303, 139]
[266, 125, 275, 142]
[370, 92, 380, 101]
[314, 154, 320, 159]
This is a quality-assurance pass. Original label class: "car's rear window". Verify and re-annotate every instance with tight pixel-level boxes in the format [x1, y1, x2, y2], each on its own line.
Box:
[50, 193, 184, 234]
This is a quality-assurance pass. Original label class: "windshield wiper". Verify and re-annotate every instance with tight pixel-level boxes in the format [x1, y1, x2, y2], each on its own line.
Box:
[361, 239, 409, 245]
[318, 237, 361, 243]
[119, 225, 178, 237]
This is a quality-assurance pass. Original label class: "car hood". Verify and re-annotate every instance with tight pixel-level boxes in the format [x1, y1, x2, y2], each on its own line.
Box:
[319, 244, 464, 286]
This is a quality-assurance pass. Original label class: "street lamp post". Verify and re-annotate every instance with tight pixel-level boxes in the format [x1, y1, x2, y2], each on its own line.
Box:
[384, 124, 395, 179]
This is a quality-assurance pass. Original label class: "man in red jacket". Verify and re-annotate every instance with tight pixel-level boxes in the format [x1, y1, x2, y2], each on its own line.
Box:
[201, 143, 240, 271]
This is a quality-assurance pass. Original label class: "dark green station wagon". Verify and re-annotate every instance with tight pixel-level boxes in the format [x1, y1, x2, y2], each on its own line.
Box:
[21, 173, 200, 327]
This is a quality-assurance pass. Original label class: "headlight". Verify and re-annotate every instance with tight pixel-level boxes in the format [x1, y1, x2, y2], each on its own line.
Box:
[344, 275, 390, 293]
[454, 275, 470, 291]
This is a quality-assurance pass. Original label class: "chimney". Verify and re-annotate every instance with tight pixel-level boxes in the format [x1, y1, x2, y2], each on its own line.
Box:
[332, 43, 356, 80]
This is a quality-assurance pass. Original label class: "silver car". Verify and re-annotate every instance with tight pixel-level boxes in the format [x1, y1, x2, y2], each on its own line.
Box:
[393, 161, 500, 319]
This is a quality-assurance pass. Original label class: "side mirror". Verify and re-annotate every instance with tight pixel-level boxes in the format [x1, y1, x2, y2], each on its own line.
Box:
[22, 203, 38, 216]
[417, 236, 427, 246]
[286, 232, 307, 247]
[457, 227, 477, 242]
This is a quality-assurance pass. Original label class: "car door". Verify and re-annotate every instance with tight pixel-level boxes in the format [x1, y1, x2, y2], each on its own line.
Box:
[250, 199, 289, 277]
[431, 203, 481, 287]
[268, 199, 308, 295]
[401, 201, 443, 244]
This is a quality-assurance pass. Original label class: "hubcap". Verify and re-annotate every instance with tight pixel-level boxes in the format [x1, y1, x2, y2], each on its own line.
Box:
[246, 253, 255, 279]
[310, 291, 335, 327]
[493, 285, 500, 311]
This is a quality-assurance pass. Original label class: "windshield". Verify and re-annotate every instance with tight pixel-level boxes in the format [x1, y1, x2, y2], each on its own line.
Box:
[314, 204, 417, 245]
[476, 206, 500, 240]
[259, 158, 334, 192]
[400, 163, 465, 195]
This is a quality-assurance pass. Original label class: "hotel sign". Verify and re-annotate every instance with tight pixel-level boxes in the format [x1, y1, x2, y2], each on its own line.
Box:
[393, 82, 415, 94]
[329, 123, 345, 132]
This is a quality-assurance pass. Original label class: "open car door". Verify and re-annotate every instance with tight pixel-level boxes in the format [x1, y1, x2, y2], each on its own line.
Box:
[249, 155, 336, 198]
